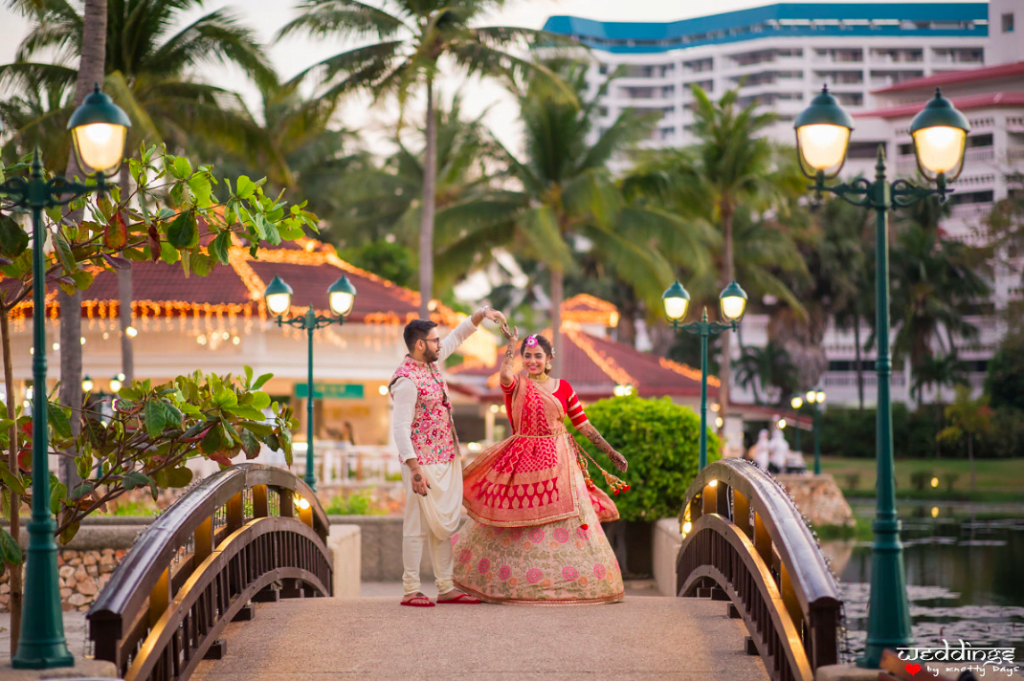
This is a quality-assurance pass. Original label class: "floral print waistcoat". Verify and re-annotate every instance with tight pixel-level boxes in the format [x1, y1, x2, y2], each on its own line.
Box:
[390, 356, 458, 465]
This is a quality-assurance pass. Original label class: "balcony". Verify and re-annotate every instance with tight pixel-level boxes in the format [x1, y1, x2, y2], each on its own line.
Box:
[822, 371, 907, 388]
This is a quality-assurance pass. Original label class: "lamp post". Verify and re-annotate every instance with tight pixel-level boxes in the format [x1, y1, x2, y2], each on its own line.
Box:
[789, 395, 803, 455]
[663, 280, 748, 471]
[0, 84, 130, 669]
[803, 388, 826, 474]
[264, 274, 357, 491]
[795, 85, 970, 668]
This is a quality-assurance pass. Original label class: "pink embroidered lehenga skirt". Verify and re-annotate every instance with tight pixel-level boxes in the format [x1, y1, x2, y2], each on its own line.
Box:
[452, 379, 624, 605]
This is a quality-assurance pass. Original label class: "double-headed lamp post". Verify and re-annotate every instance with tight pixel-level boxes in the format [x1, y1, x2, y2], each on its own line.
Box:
[264, 275, 357, 491]
[795, 85, 971, 668]
[662, 280, 748, 471]
[0, 84, 130, 669]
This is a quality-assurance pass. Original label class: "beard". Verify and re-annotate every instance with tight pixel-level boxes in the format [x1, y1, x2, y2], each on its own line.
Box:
[424, 347, 439, 363]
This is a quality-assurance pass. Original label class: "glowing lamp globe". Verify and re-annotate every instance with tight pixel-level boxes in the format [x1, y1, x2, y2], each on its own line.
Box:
[794, 86, 855, 179]
[67, 84, 131, 176]
[263, 276, 293, 316]
[662, 281, 690, 323]
[327, 276, 357, 318]
[719, 280, 748, 322]
[910, 89, 970, 183]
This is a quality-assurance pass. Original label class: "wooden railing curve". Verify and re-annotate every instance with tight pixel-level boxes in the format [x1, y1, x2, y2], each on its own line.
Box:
[87, 463, 333, 681]
[676, 459, 842, 681]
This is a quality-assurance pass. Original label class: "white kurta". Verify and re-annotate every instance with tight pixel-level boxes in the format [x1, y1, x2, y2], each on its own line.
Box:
[392, 317, 478, 595]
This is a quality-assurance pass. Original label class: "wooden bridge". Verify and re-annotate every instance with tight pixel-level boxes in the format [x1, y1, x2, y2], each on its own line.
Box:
[86, 461, 843, 681]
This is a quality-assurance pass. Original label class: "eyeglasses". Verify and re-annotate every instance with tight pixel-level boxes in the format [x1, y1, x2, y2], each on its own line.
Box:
[422, 337, 442, 347]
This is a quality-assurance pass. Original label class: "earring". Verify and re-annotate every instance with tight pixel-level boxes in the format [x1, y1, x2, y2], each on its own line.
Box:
[545, 362, 552, 373]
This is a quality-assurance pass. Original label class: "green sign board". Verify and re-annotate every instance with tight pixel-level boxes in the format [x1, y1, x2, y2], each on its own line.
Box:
[294, 383, 365, 400]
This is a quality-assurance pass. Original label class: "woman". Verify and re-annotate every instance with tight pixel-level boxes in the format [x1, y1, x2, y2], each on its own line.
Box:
[453, 326, 629, 605]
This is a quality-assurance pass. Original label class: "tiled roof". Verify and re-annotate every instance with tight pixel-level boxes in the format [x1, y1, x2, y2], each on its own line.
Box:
[871, 60, 1024, 94]
[561, 294, 620, 327]
[854, 92, 1024, 119]
[9, 238, 460, 327]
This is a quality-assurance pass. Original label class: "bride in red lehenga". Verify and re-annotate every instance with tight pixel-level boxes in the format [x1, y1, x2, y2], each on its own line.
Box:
[453, 328, 629, 605]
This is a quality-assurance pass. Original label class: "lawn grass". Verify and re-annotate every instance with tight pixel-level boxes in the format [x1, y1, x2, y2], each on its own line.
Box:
[819, 456, 1024, 501]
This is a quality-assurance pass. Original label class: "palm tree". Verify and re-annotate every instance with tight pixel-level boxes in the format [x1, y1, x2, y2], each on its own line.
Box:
[734, 341, 797, 406]
[278, 0, 571, 319]
[889, 197, 991, 383]
[0, 0, 109, 654]
[322, 93, 498, 262]
[434, 60, 710, 361]
[2, 0, 277, 385]
[627, 86, 805, 416]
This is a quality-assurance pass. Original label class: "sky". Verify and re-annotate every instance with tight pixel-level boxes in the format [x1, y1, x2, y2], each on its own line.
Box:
[0, 0, 975, 156]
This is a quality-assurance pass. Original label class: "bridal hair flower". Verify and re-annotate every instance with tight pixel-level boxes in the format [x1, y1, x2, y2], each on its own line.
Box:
[525, 335, 539, 348]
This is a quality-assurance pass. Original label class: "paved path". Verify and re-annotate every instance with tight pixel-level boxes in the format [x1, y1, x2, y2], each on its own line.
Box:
[192, 595, 769, 681]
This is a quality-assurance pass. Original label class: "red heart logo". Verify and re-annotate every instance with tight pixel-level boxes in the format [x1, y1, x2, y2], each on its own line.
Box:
[905, 663, 922, 676]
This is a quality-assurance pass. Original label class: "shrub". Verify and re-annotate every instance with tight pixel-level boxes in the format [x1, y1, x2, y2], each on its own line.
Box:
[942, 472, 960, 493]
[843, 473, 860, 491]
[909, 470, 934, 491]
[572, 396, 720, 522]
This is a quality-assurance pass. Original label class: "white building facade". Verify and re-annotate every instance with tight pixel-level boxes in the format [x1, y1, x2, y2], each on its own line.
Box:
[545, 2, 1024, 408]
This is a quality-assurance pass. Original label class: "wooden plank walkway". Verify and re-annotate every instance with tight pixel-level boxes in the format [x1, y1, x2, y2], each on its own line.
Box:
[192, 596, 769, 681]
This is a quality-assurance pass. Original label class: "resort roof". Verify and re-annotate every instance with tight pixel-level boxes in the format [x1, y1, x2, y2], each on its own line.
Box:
[448, 320, 720, 402]
[6, 238, 461, 328]
[871, 60, 1024, 95]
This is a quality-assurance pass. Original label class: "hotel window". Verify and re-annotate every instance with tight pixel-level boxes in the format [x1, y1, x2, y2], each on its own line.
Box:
[1002, 12, 1014, 33]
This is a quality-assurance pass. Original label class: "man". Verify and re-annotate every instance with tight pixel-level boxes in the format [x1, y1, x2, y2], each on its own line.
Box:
[390, 306, 504, 607]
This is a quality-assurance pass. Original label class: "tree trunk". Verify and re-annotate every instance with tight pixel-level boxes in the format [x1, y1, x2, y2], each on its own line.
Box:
[1, 307, 22, 655]
[853, 314, 864, 410]
[417, 78, 437, 320]
[550, 266, 564, 375]
[968, 434, 975, 493]
[57, 0, 107, 497]
[718, 200, 735, 418]
[118, 162, 134, 384]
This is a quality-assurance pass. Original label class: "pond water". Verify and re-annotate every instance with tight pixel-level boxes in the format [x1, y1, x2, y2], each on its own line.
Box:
[822, 501, 1024, 667]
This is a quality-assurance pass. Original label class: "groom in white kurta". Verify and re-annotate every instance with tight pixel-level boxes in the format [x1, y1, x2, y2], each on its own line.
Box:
[390, 306, 504, 606]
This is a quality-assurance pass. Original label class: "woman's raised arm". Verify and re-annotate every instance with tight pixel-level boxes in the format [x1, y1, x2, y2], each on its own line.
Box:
[499, 322, 519, 387]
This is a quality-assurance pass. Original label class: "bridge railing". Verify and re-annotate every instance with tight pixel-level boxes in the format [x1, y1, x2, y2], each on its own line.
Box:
[676, 459, 842, 681]
[87, 463, 333, 681]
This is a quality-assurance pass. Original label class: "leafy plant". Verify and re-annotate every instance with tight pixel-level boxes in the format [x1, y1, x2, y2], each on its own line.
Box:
[324, 491, 385, 516]
[572, 396, 719, 522]
[13, 367, 296, 543]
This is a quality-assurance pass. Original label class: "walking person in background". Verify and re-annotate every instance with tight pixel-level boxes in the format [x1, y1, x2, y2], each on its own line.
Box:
[390, 306, 505, 607]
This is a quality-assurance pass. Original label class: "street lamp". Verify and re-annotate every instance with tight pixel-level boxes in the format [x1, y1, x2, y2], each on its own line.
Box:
[795, 85, 970, 668]
[790, 395, 804, 455]
[264, 274, 357, 491]
[0, 84, 129, 669]
[663, 280, 748, 471]
[803, 388, 826, 474]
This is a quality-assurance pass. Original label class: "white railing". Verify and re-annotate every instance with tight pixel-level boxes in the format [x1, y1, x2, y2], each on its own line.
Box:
[822, 371, 907, 388]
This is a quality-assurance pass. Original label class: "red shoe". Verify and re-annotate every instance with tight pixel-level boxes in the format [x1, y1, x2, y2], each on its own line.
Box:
[437, 592, 482, 604]
[400, 593, 435, 607]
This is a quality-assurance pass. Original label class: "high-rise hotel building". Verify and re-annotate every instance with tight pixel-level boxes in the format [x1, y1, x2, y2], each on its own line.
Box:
[543, 2, 1024, 406]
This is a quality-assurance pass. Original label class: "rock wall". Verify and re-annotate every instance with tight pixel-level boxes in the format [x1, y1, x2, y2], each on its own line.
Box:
[1, 547, 127, 612]
[775, 474, 855, 527]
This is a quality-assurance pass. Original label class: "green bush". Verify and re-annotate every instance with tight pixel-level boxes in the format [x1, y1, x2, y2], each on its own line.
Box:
[977, 406, 1024, 458]
[571, 396, 720, 522]
[820, 404, 940, 459]
[324, 491, 383, 515]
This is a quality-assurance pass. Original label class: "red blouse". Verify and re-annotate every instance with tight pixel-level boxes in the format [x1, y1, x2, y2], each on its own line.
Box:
[501, 376, 588, 433]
